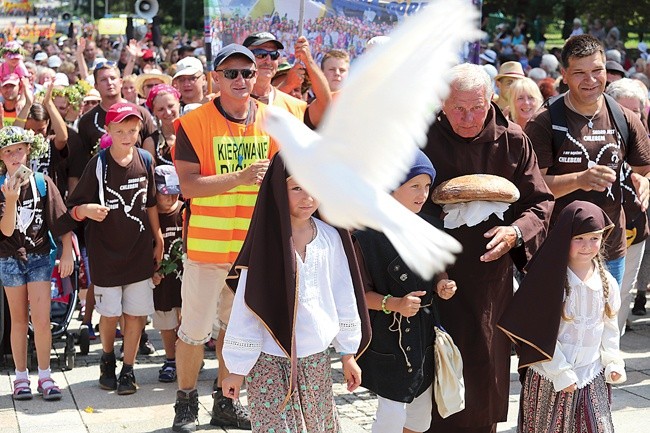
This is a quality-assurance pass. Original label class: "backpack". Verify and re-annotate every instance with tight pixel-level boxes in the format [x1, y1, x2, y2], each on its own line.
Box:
[0, 172, 58, 266]
[95, 147, 153, 207]
[544, 92, 629, 157]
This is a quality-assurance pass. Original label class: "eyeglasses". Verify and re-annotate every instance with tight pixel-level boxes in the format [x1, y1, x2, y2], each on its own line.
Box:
[251, 49, 280, 61]
[216, 69, 257, 80]
[94, 60, 117, 70]
[176, 74, 201, 84]
[144, 57, 156, 62]
[83, 100, 99, 106]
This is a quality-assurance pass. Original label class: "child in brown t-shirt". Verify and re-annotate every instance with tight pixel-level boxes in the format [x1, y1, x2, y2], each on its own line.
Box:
[66, 102, 163, 396]
[151, 164, 183, 383]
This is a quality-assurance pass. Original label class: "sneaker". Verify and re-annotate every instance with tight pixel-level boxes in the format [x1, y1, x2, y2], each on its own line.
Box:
[172, 389, 199, 432]
[632, 296, 647, 316]
[37, 377, 62, 401]
[99, 352, 117, 390]
[81, 323, 97, 341]
[158, 361, 177, 383]
[210, 388, 252, 429]
[115, 328, 123, 339]
[139, 338, 155, 356]
[117, 370, 138, 395]
[12, 378, 32, 401]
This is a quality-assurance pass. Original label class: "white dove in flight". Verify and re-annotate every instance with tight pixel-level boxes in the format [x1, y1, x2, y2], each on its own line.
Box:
[263, 0, 481, 279]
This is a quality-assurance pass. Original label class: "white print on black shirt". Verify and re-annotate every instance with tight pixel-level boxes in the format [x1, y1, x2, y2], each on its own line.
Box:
[562, 128, 621, 201]
[105, 176, 148, 232]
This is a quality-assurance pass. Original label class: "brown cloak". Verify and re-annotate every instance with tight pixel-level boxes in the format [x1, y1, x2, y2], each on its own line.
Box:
[422, 104, 554, 430]
[225, 153, 371, 400]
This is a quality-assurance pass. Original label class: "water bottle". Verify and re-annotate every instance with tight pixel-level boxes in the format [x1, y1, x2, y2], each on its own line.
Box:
[50, 277, 58, 299]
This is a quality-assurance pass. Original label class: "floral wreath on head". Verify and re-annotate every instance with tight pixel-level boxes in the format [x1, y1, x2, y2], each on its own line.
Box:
[0, 126, 48, 166]
[39, 80, 93, 111]
[0, 41, 29, 58]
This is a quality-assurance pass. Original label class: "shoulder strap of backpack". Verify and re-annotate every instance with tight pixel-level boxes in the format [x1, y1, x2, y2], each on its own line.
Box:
[544, 94, 568, 158]
[34, 172, 47, 198]
[136, 147, 153, 173]
[95, 149, 107, 206]
[603, 93, 629, 147]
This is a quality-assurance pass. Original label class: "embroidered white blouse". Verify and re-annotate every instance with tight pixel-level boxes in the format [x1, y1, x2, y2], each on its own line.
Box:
[531, 265, 627, 392]
[223, 218, 362, 376]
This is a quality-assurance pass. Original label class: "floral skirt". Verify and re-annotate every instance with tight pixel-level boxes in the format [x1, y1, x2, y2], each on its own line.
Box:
[518, 368, 614, 433]
[246, 351, 342, 433]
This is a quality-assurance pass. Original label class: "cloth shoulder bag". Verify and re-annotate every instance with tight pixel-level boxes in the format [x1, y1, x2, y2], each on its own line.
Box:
[432, 301, 465, 418]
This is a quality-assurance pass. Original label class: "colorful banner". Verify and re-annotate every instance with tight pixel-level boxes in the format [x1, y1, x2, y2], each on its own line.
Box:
[204, 0, 409, 66]
[2, 0, 31, 13]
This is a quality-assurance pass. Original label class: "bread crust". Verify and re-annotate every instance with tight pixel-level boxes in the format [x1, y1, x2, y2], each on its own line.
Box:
[432, 174, 520, 204]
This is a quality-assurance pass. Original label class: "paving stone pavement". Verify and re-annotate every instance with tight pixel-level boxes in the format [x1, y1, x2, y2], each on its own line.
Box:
[0, 307, 648, 432]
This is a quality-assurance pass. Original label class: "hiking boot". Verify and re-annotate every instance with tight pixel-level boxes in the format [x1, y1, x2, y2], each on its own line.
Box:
[172, 389, 199, 432]
[210, 388, 252, 429]
[116, 370, 138, 395]
[99, 352, 117, 390]
[158, 361, 177, 383]
[632, 294, 647, 316]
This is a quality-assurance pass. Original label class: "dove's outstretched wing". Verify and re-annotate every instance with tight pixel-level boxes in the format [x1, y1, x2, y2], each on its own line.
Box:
[317, 0, 482, 192]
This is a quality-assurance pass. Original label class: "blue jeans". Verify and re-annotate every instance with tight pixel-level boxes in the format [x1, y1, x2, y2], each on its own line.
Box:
[0, 253, 53, 287]
[606, 256, 625, 288]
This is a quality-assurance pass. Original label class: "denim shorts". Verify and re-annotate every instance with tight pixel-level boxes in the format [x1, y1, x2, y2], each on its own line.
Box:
[0, 253, 53, 287]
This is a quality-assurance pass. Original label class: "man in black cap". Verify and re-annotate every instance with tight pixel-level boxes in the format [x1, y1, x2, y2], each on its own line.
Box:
[171, 44, 281, 432]
[243, 31, 331, 128]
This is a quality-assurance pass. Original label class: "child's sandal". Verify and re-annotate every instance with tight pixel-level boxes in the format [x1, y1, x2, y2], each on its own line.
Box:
[12, 378, 33, 400]
[37, 377, 62, 401]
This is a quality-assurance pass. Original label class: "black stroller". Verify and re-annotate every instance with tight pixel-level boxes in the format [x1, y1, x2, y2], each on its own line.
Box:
[26, 234, 81, 370]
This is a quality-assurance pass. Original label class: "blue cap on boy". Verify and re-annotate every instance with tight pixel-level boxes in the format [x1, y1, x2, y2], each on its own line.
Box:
[401, 150, 436, 185]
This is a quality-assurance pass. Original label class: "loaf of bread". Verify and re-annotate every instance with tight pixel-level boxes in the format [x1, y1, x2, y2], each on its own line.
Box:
[432, 174, 520, 204]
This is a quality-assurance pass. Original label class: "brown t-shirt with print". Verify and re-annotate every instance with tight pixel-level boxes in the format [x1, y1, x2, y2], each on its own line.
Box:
[0, 174, 68, 258]
[526, 99, 650, 259]
[65, 148, 157, 287]
[154, 203, 183, 312]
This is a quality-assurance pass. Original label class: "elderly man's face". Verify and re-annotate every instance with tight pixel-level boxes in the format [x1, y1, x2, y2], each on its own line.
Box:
[442, 85, 490, 138]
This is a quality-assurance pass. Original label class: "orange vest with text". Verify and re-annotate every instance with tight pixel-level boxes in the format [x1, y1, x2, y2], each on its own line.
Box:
[176, 101, 279, 264]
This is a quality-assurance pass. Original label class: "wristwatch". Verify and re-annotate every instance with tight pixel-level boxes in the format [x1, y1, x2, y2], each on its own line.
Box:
[511, 225, 523, 248]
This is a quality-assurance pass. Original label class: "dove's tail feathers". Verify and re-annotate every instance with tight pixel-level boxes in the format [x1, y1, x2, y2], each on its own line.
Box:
[380, 199, 462, 281]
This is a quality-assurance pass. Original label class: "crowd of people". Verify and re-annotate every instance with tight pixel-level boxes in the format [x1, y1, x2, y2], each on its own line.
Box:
[0, 10, 646, 433]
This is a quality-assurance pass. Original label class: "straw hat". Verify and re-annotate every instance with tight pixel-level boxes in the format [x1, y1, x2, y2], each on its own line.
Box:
[495, 61, 525, 81]
[135, 70, 172, 97]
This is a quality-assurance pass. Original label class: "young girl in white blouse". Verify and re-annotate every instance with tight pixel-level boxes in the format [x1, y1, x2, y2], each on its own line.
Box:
[499, 201, 626, 433]
[222, 154, 370, 432]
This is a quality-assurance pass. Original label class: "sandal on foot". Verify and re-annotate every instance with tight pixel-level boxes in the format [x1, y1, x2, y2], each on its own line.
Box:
[13, 379, 33, 400]
[37, 377, 62, 401]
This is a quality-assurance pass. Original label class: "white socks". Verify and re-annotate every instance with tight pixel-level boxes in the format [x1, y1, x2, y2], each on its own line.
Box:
[38, 367, 51, 381]
[15, 369, 28, 381]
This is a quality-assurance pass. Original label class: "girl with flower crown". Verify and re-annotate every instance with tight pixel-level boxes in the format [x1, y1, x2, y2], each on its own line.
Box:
[0, 125, 75, 401]
[0, 41, 29, 80]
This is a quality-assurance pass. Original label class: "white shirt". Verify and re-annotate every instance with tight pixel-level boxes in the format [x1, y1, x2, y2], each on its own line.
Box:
[223, 218, 362, 376]
[531, 265, 626, 391]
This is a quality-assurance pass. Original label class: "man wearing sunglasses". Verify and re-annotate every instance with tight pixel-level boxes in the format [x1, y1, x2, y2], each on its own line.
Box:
[171, 44, 281, 432]
[243, 32, 331, 128]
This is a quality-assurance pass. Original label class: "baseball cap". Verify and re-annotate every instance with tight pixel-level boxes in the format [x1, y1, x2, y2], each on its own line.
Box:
[154, 165, 181, 195]
[53, 73, 69, 87]
[105, 102, 143, 127]
[172, 56, 203, 80]
[34, 52, 48, 62]
[242, 32, 284, 50]
[479, 49, 497, 65]
[142, 49, 155, 60]
[606, 60, 627, 78]
[1, 73, 20, 87]
[58, 35, 69, 46]
[48, 56, 62, 69]
[213, 44, 256, 69]
[83, 89, 101, 102]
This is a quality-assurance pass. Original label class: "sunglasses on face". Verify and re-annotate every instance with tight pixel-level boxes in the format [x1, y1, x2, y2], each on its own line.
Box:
[216, 69, 257, 80]
[251, 49, 280, 60]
